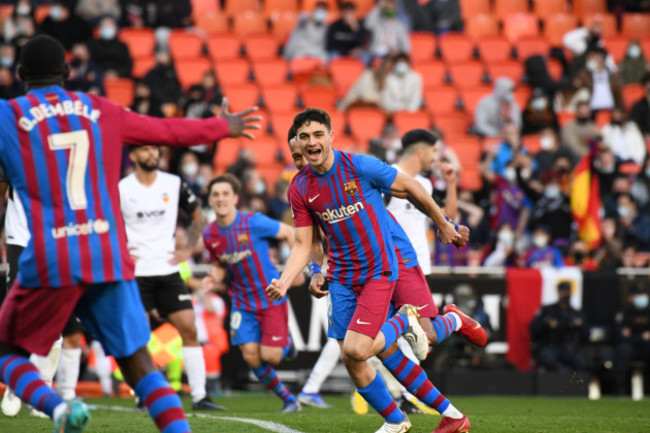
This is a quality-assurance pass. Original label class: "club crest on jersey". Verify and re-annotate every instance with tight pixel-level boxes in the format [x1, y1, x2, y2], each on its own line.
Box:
[344, 181, 358, 195]
[237, 233, 249, 245]
[162, 193, 169, 203]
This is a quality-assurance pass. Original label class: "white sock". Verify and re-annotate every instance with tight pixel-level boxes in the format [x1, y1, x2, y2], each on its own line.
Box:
[397, 337, 420, 365]
[30, 337, 63, 386]
[449, 313, 462, 331]
[369, 356, 404, 400]
[56, 348, 81, 400]
[302, 338, 341, 394]
[182, 346, 207, 403]
[442, 403, 464, 419]
[91, 341, 113, 396]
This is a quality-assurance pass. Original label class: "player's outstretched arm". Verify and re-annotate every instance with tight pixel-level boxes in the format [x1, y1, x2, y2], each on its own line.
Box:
[275, 222, 295, 248]
[390, 171, 460, 245]
[266, 225, 313, 301]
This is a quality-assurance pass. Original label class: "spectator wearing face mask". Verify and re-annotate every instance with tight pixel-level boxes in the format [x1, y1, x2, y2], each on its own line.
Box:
[614, 284, 650, 396]
[521, 89, 559, 136]
[631, 156, 650, 211]
[365, 0, 410, 59]
[144, 50, 182, 104]
[564, 20, 617, 77]
[40, 0, 93, 50]
[525, 225, 565, 268]
[616, 193, 650, 251]
[0, 44, 16, 72]
[380, 53, 422, 112]
[66, 42, 105, 94]
[326, 2, 368, 60]
[565, 240, 598, 270]
[178, 152, 202, 198]
[88, 17, 133, 78]
[620, 40, 648, 85]
[601, 107, 646, 165]
[484, 121, 528, 177]
[576, 48, 623, 112]
[561, 101, 598, 160]
[339, 56, 394, 111]
[525, 170, 574, 243]
[630, 73, 650, 138]
[474, 77, 522, 138]
[75, 0, 121, 24]
[483, 223, 519, 267]
[534, 128, 575, 175]
[3, 0, 35, 43]
[284, 1, 329, 61]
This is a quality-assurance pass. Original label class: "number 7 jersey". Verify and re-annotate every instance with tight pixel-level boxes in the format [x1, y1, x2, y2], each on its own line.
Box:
[0, 85, 230, 288]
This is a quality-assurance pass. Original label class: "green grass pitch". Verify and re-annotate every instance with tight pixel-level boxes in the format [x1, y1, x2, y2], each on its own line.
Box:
[1, 394, 649, 432]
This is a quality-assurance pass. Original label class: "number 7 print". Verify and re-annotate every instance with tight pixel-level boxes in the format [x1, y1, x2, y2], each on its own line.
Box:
[47, 130, 90, 210]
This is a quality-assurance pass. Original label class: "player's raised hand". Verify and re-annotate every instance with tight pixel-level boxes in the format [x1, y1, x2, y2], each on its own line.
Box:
[439, 221, 461, 245]
[440, 162, 457, 185]
[219, 97, 261, 140]
[266, 278, 288, 301]
[309, 273, 328, 299]
[452, 225, 470, 248]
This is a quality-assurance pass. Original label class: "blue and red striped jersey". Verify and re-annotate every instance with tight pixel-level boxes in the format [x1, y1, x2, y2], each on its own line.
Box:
[288, 150, 399, 286]
[0, 85, 230, 288]
[203, 211, 284, 312]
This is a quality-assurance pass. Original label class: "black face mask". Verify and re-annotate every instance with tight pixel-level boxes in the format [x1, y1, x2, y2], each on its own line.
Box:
[576, 117, 591, 124]
[573, 251, 585, 263]
[587, 34, 601, 49]
[610, 120, 623, 126]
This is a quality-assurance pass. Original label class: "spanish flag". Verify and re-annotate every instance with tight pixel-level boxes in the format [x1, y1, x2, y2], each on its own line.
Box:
[570, 150, 602, 249]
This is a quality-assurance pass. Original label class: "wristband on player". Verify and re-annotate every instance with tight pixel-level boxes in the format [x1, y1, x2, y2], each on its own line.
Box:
[309, 263, 322, 275]
[445, 215, 459, 231]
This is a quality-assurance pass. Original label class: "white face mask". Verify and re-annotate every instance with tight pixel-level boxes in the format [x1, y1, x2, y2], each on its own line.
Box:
[586, 59, 599, 72]
[504, 167, 516, 183]
[394, 62, 409, 76]
[100, 26, 117, 40]
[181, 162, 198, 178]
[628, 45, 642, 59]
[544, 185, 561, 198]
[497, 230, 514, 247]
[533, 235, 548, 248]
[531, 97, 548, 111]
[634, 294, 649, 309]
[16, 4, 31, 15]
[618, 205, 632, 219]
[520, 168, 532, 180]
[254, 180, 266, 195]
[540, 136, 555, 151]
[313, 8, 328, 23]
[0, 56, 13, 68]
[50, 5, 63, 20]
[389, 137, 402, 150]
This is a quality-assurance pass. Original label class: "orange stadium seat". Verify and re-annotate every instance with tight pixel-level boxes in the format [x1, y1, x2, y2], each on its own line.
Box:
[262, 84, 298, 112]
[132, 56, 156, 78]
[329, 110, 346, 137]
[460, 167, 483, 191]
[514, 86, 532, 107]
[347, 108, 386, 142]
[233, 12, 268, 37]
[252, 58, 288, 86]
[34, 5, 51, 23]
[543, 13, 578, 46]
[547, 58, 564, 81]
[533, 0, 567, 19]
[516, 35, 551, 59]
[329, 57, 366, 96]
[622, 14, 650, 38]
[393, 111, 431, 135]
[465, 14, 500, 41]
[459, 86, 491, 113]
[271, 11, 299, 43]
[623, 84, 645, 110]
[271, 111, 299, 137]
[176, 58, 212, 89]
[477, 36, 512, 64]
[214, 138, 242, 169]
[487, 61, 525, 83]
[257, 163, 285, 189]
[434, 113, 471, 138]
[448, 61, 486, 87]
[264, 0, 298, 19]
[583, 13, 618, 37]
[302, 0, 336, 12]
[409, 32, 437, 63]
[423, 87, 459, 115]
[414, 60, 448, 89]
[595, 109, 611, 127]
[459, 0, 490, 19]
[207, 33, 241, 60]
[244, 34, 280, 60]
[334, 135, 360, 152]
[242, 135, 282, 163]
[168, 31, 204, 60]
[191, 0, 219, 17]
[301, 87, 338, 110]
[573, 0, 607, 17]
[0, 5, 13, 20]
[557, 110, 576, 127]
[503, 13, 540, 43]
[104, 78, 134, 107]
[604, 35, 631, 63]
[494, 0, 529, 20]
[214, 58, 250, 86]
[225, 0, 260, 15]
[642, 36, 650, 59]
[448, 135, 482, 165]
[522, 134, 542, 153]
[289, 57, 326, 76]
[119, 28, 156, 59]
[223, 83, 260, 112]
[194, 11, 229, 36]
[438, 33, 475, 63]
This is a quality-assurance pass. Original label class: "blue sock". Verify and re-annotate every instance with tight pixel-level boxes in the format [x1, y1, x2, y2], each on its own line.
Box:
[382, 350, 450, 413]
[134, 371, 191, 433]
[380, 314, 408, 351]
[252, 363, 296, 403]
[357, 372, 404, 423]
[0, 355, 63, 418]
[432, 313, 458, 345]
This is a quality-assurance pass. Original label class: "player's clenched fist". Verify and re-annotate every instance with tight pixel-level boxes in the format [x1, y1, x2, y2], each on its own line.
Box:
[266, 278, 287, 301]
[439, 222, 461, 245]
[309, 273, 328, 299]
[453, 225, 470, 248]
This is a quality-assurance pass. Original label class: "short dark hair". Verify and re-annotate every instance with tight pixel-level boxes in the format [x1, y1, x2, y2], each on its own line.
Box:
[557, 281, 571, 292]
[19, 35, 66, 81]
[401, 129, 438, 153]
[207, 173, 241, 195]
[393, 52, 410, 64]
[287, 125, 296, 144]
[341, 1, 356, 10]
[292, 108, 331, 133]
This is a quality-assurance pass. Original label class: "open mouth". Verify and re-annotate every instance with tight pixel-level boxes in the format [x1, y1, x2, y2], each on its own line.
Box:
[306, 148, 322, 160]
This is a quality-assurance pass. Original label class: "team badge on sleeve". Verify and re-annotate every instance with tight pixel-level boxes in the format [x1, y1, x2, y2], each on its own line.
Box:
[344, 181, 358, 196]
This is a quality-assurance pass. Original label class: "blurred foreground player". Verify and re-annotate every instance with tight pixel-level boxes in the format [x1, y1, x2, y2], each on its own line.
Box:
[0, 35, 259, 432]
[202, 174, 300, 412]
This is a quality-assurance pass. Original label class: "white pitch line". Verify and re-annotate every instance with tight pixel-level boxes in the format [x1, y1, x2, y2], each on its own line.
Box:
[93, 404, 305, 433]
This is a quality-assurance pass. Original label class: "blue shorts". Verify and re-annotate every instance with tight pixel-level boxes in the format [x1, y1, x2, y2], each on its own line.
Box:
[229, 302, 289, 347]
[327, 277, 395, 340]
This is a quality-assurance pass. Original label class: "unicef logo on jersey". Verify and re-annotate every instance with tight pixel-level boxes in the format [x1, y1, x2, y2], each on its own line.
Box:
[51, 218, 110, 239]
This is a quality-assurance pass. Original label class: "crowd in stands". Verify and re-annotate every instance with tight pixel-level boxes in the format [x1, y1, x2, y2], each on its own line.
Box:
[0, 0, 649, 272]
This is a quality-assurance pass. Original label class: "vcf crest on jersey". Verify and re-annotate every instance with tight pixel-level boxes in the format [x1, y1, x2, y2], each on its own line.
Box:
[344, 181, 358, 195]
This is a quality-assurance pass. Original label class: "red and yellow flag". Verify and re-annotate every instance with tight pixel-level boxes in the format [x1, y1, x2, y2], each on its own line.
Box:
[570, 152, 602, 248]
